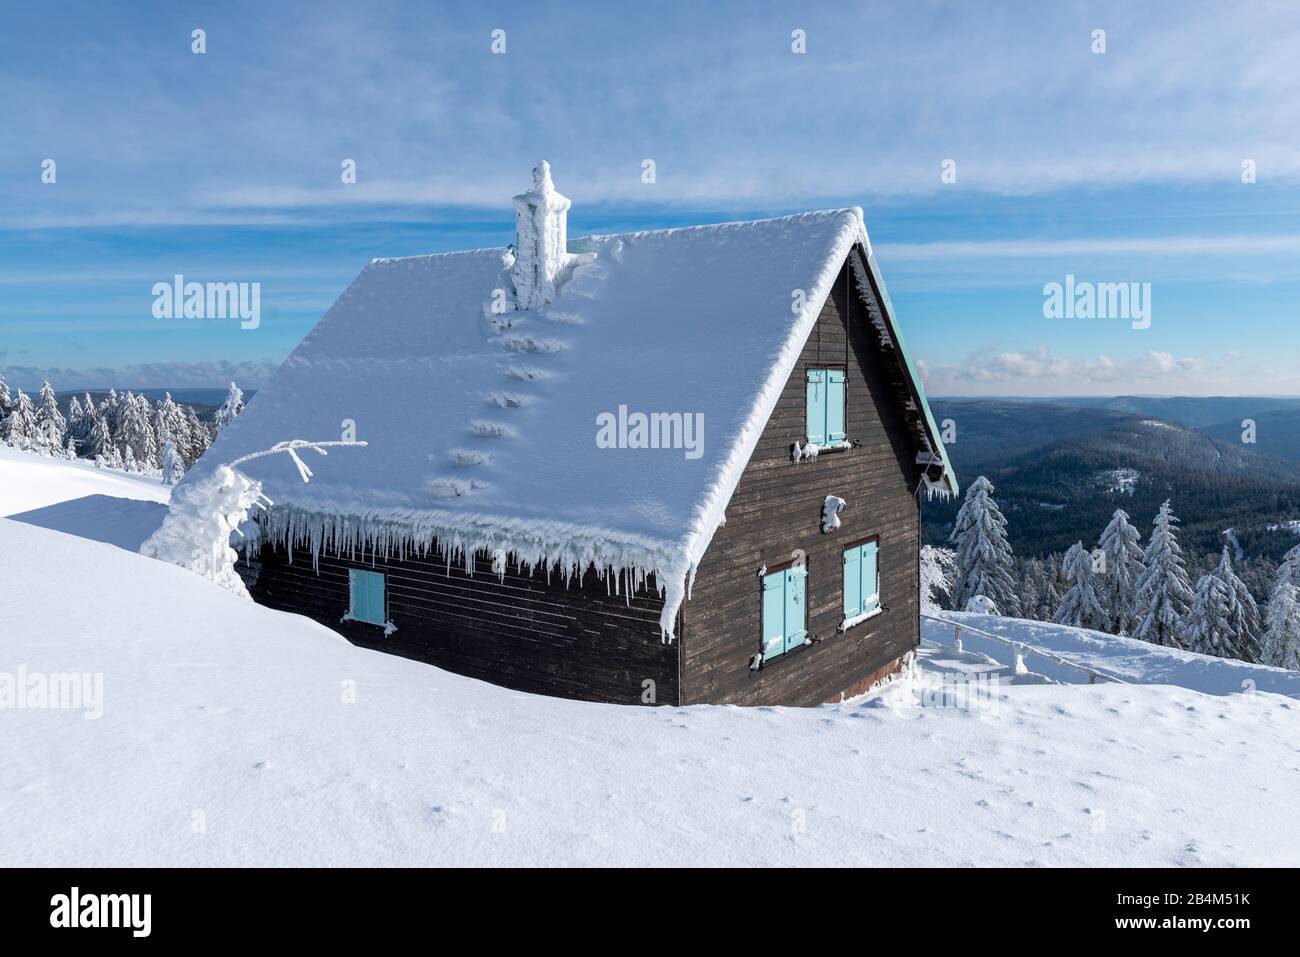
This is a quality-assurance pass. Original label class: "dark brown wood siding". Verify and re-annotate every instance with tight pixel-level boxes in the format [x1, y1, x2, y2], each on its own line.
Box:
[678, 255, 926, 705]
[243, 545, 679, 705]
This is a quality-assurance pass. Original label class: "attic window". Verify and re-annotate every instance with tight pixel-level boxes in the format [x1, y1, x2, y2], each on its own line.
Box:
[805, 368, 847, 448]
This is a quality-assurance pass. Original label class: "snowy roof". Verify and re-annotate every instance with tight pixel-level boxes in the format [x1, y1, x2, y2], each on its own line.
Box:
[189, 196, 955, 636]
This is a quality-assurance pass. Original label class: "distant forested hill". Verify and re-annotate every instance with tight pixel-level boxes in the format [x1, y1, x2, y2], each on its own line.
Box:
[926, 398, 1300, 561]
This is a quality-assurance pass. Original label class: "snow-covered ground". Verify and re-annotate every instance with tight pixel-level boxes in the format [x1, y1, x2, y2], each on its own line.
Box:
[926, 611, 1300, 698]
[2, 448, 1298, 866]
[1, 512, 1298, 866]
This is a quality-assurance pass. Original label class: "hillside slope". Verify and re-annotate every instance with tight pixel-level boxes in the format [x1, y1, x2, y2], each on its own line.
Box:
[2, 516, 1298, 867]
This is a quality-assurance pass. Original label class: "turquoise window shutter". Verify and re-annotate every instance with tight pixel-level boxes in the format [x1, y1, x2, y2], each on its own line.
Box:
[369, 572, 386, 624]
[349, 568, 364, 620]
[843, 546, 862, 618]
[826, 369, 846, 442]
[784, 566, 807, 651]
[762, 571, 786, 659]
[806, 369, 827, 444]
[861, 541, 879, 613]
[349, 569, 386, 625]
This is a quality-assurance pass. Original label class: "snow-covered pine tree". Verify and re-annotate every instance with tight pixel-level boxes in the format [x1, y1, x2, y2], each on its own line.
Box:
[1037, 553, 1061, 620]
[160, 441, 186, 486]
[153, 393, 188, 460]
[1213, 546, 1262, 661]
[1053, 542, 1108, 630]
[63, 436, 77, 460]
[67, 395, 84, 440]
[2, 389, 37, 449]
[123, 445, 137, 472]
[0, 371, 11, 418]
[1261, 581, 1300, 671]
[87, 413, 114, 460]
[182, 406, 211, 466]
[33, 379, 67, 455]
[117, 394, 157, 470]
[948, 475, 1020, 616]
[1018, 558, 1044, 621]
[1132, 500, 1194, 648]
[1097, 508, 1143, 635]
[213, 381, 245, 433]
[1185, 572, 1234, 658]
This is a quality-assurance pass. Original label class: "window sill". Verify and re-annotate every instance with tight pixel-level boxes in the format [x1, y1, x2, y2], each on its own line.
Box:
[838, 605, 883, 633]
[340, 613, 398, 636]
[791, 439, 852, 463]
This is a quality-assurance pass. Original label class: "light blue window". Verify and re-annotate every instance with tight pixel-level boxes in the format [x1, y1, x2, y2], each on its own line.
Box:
[806, 368, 846, 444]
[842, 540, 880, 621]
[349, 568, 387, 626]
[761, 564, 808, 660]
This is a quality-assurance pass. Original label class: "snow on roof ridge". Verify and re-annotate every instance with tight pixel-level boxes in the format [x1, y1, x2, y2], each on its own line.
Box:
[367, 207, 867, 266]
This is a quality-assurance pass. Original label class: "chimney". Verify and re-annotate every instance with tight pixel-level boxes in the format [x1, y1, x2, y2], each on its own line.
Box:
[510, 160, 571, 309]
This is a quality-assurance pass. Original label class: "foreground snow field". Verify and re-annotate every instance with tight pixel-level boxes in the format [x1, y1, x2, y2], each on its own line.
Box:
[2, 515, 1299, 866]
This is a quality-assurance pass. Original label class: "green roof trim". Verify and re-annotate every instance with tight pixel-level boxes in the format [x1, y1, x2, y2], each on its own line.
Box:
[854, 242, 959, 497]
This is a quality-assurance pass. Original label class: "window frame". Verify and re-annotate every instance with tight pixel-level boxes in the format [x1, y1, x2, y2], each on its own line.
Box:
[758, 557, 809, 664]
[805, 365, 849, 449]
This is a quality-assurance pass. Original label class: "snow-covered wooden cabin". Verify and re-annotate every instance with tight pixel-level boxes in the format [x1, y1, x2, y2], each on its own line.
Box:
[195, 162, 957, 706]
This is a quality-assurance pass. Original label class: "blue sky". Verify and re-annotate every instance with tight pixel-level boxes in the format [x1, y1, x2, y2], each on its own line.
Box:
[2, 0, 1298, 395]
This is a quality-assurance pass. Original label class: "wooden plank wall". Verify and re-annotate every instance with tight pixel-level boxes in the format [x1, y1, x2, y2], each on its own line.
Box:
[678, 255, 925, 705]
[243, 545, 680, 705]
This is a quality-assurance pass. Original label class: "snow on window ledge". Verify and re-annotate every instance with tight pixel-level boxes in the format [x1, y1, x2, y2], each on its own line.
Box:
[340, 612, 398, 635]
[791, 439, 851, 463]
[838, 605, 883, 633]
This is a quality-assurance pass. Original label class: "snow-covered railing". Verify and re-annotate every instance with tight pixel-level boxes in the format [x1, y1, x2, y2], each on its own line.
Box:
[920, 612, 1129, 686]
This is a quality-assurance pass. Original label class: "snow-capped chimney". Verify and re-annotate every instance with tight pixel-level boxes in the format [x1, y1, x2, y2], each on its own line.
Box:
[511, 160, 571, 309]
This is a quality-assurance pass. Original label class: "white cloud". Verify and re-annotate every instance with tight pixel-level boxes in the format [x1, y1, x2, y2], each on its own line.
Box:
[923, 346, 1206, 391]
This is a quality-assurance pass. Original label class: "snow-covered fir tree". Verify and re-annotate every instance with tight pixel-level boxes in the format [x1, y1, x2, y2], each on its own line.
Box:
[1018, 558, 1045, 621]
[1212, 546, 1262, 661]
[1097, 508, 1143, 635]
[117, 394, 158, 469]
[1132, 500, 1194, 648]
[2, 389, 37, 449]
[67, 395, 84, 440]
[1185, 572, 1235, 658]
[182, 406, 211, 466]
[123, 445, 138, 472]
[160, 441, 186, 485]
[1053, 542, 1108, 630]
[63, 436, 77, 460]
[33, 380, 67, 455]
[0, 371, 11, 418]
[214, 381, 245, 433]
[1037, 553, 1061, 621]
[87, 413, 114, 460]
[948, 475, 1020, 616]
[1261, 581, 1300, 671]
